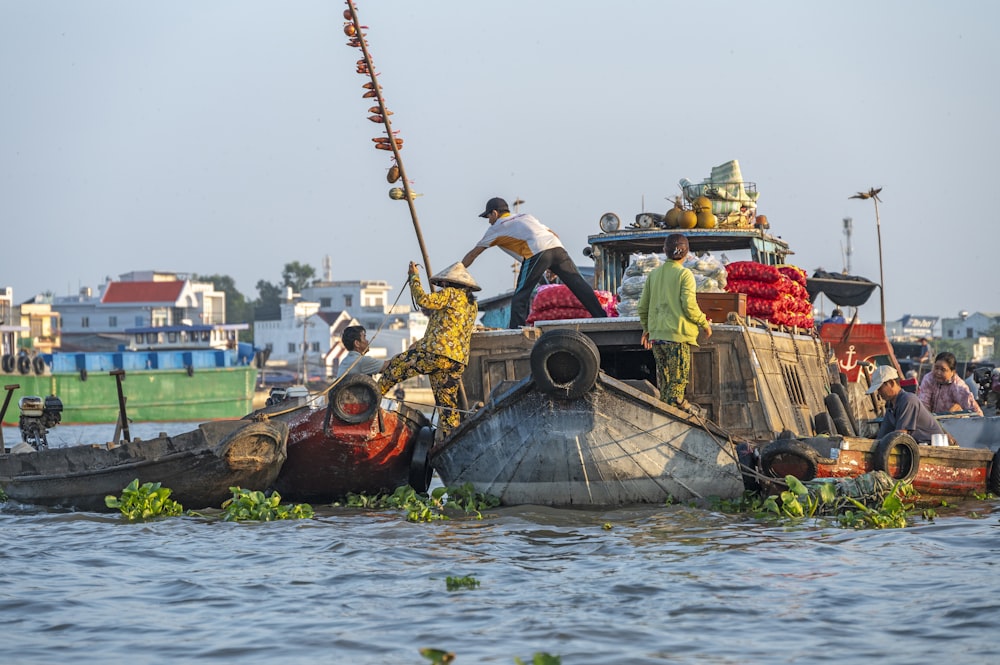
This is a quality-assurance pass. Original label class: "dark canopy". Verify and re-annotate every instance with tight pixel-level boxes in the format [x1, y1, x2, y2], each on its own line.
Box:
[806, 270, 879, 307]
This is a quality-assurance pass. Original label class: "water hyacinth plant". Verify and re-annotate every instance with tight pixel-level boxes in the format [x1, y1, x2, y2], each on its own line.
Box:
[105, 479, 184, 520]
[220, 487, 314, 521]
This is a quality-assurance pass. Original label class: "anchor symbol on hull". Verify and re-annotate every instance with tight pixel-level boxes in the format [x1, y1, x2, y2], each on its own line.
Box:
[839, 345, 859, 374]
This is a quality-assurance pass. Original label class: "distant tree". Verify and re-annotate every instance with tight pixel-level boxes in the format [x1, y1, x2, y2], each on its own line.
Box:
[194, 273, 254, 342]
[254, 279, 283, 321]
[194, 274, 251, 323]
[282, 261, 316, 293]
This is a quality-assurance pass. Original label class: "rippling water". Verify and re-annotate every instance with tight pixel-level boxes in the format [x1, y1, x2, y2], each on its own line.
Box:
[2, 423, 999, 664]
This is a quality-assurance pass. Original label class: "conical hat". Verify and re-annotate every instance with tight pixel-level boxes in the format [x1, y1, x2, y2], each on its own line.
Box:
[430, 262, 481, 291]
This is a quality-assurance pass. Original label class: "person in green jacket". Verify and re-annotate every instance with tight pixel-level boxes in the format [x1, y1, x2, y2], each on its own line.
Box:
[637, 234, 713, 410]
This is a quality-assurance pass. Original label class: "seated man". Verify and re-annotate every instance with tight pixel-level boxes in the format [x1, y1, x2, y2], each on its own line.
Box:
[336, 325, 387, 378]
[867, 365, 948, 444]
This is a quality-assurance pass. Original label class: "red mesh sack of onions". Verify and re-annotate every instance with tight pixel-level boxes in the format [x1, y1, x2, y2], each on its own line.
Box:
[726, 278, 781, 300]
[725, 261, 781, 283]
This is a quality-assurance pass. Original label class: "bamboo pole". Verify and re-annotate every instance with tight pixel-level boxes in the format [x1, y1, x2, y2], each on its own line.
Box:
[344, 1, 433, 284]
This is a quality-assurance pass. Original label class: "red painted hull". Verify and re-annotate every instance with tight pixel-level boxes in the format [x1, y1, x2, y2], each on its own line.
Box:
[267, 404, 427, 502]
[763, 437, 994, 497]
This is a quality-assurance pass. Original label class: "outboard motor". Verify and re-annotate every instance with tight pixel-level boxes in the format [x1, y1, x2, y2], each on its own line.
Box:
[18, 394, 63, 450]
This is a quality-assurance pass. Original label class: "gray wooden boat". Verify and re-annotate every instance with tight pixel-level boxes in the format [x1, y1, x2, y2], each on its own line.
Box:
[431, 361, 744, 505]
[0, 419, 289, 511]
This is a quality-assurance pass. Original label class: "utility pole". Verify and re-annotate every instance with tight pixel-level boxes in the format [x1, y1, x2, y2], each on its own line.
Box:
[842, 217, 853, 274]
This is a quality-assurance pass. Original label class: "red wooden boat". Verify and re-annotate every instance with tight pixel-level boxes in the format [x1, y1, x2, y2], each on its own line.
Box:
[246, 374, 432, 502]
[755, 432, 1000, 498]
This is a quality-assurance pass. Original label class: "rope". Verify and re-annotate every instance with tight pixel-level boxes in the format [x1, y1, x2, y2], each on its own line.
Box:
[256, 276, 413, 420]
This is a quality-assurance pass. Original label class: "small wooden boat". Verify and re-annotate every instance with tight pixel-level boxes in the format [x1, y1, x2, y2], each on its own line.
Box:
[0, 419, 289, 511]
[247, 374, 431, 502]
[431, 329, 745, 506]
[755, 432, 999, 498]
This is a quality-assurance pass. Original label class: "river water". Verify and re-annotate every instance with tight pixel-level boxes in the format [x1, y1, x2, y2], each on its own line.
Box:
[2, 422, 998, 664]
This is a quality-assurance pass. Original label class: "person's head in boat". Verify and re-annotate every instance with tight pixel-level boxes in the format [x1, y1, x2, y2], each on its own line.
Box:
[866, 365, 900, 399]
[342, 325, 370, 354]
[429, 262, 481, 301]
[664, 234, 689, 262]
[930, 352, 958, 385]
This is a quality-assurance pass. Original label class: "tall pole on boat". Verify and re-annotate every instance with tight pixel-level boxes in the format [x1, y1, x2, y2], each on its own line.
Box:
[849, 187, 885, 327]
[344, 1, 434, 285]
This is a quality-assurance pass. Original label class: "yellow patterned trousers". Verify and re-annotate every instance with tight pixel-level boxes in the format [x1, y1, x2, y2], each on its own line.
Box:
[378, 350, 466, 436]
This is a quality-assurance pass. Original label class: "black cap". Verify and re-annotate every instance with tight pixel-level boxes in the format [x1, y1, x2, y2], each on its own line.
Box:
[479, 197, 509, 218]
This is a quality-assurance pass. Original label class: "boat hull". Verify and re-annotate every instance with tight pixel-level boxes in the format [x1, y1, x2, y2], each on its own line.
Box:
[0, 366, 258, 425]
[0, 419, 288, 511]
[253, 389, 428, 502]
[431, 374, 744, 506]
[758, 435, 996, 498]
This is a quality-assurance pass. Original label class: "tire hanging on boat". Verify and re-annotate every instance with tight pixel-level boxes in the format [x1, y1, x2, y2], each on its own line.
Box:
[529, 329, 600, 400]
[328, 373, 381, 424]
[872, 431, 920, 483]
[16, 355, 31, 375]
[813, 412, 834, 436]
[759, 438, 820, 481]
[824, 392, 855, 437]
[32, 356, 46, 375]
[988, 449, 1000, 496]
[830, 383, 858, 436]
[408, 425, 434, 493]
[1, 354, 14, 373]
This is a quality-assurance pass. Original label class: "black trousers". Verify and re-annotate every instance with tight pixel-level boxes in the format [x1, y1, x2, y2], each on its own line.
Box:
[508, 247, 607, 328]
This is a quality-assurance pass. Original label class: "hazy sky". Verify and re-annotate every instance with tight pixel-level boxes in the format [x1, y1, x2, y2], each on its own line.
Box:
[2, 1, 997, 325]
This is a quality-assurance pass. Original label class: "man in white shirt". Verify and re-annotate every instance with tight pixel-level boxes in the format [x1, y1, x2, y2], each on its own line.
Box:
[336, 326, 387, 378]
[462, 196, 608, 328]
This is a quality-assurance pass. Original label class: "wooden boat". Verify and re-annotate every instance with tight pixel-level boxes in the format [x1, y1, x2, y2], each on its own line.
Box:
[755, 432, 999, 498]
[431, 335, 744, 505]
[430, 214, 998, 505]
[246, 374, 431, 502]
[0, 418, 289, 511]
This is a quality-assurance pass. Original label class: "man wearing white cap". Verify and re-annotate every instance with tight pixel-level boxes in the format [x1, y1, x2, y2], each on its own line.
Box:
[867, 364, 947, 444]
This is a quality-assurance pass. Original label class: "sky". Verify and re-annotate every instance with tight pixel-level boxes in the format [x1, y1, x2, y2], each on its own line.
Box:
[2, 0, 998, 327]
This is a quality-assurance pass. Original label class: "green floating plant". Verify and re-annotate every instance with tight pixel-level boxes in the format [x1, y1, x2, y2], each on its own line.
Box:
[105, 479, 184, 520]
[515, 654, 561, 665]
[445, 575, 480, 591]
[220, 487, 314, 522]
[340, 483, 499, 523]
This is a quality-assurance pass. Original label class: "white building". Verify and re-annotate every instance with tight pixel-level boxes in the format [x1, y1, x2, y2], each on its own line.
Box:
[939, 310, 999, 361]
[51, 271, 226, 351]
[252, 280, 427, 382]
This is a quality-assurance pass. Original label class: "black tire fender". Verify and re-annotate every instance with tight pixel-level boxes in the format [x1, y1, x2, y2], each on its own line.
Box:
[409, 425, 434, 493]
[830, 383, 859, 436]
[759, 438, 820, 481]
[988, 449, 1000, 496]
[16, 355, 31, 375]
[825, 392, 855, 437]
[814, 412, 833, 436]
[32, 356, 46, 375]
[873, 431, 921, 483]
[328, 373, 381, 424]
[1, 354, 14, 373]
[529, 329, 600, 400]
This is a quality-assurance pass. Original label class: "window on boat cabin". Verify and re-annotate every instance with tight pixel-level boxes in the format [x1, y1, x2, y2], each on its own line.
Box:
[344, 295, 353, 308]
[287, 343, 296, 353]
[108, 316, 117, 328]
[81, 316, 89, 328]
